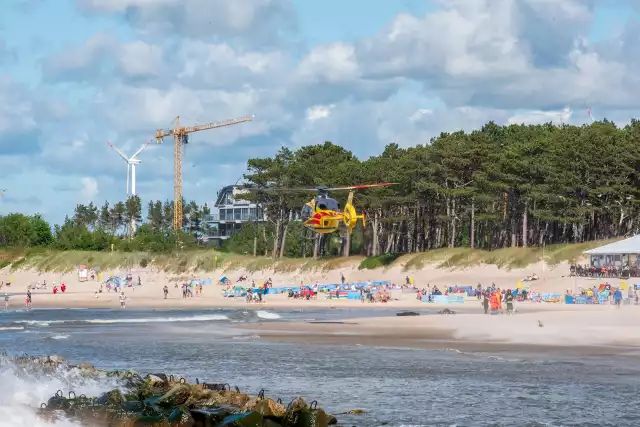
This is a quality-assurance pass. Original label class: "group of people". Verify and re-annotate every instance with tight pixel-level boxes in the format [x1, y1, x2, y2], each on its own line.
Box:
[4, 289, 33, 310]
[246, 287, 267, 303]
[481, 287, 515, 315]
[178, 282, 204, 298]
[570, 264, 633, 278]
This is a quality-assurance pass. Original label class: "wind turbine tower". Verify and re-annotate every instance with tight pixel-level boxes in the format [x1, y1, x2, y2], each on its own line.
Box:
[107, 140, 150, 196]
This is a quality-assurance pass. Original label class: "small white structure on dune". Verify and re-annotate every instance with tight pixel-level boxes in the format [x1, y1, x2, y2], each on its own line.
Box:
[583, 235, 640, 268]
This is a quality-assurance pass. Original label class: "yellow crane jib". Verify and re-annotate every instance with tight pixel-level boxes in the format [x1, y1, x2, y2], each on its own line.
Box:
[154, 115, 254, 232]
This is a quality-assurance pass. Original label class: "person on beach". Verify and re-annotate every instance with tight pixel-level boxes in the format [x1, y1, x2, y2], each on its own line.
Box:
[482, 290, 490, 314]
[163, 285, 169, 299]
[26, 290, 32, 309]
[476, 284, 482, 300]
[505, 289, 514, 314]
[613, 288, 623, 308]
[119, 292, 126, 308]
[489, 292, 499, 315]
[4, 293, 8, 311]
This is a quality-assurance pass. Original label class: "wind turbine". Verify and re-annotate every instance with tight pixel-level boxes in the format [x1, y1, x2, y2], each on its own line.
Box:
[107, 140, 151, 196]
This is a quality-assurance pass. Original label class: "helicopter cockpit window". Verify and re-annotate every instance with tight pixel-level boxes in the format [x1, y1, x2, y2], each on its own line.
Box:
[324, 199, 339, 211]
[301, 205, 313, 219]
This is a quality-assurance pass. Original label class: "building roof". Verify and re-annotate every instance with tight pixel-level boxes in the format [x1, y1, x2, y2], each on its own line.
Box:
[214, 185, 235, 207]
[584, 235, 640, 255]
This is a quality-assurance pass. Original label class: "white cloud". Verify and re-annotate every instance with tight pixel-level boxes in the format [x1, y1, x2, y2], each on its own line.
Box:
[2, 0, 640, 223]
[297, 43, 360, 83]
[80, 177, 99, 201]
[508, 107, 573, 125]
[306, 105, 334, 122]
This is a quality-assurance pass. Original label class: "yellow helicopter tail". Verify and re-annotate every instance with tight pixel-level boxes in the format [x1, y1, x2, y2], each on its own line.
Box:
[343, 191, 367, 232]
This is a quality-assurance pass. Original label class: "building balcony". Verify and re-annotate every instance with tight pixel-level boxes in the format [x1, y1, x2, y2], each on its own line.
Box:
[205, 213, 264, 222]
[204, 229, 234, 238]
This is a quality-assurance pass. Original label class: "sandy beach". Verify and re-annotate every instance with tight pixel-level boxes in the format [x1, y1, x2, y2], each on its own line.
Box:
[0, 259, 613, 310]
[3, 261, 638, 355]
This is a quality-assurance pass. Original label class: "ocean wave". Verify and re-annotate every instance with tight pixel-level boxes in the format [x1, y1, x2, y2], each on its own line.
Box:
[232, 334, 261, 340]
[13, 314, 229, 327]
[0, 326, 24, 331]
[15, 321, 53, 327]
[48, 335, 69, 340]
[0, 357, 120, 427]
[256, 311, 281, 320]
[84, 314, 229, 324]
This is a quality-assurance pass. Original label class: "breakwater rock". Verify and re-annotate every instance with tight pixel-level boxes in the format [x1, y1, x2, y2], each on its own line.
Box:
[6, 354, 338, 427]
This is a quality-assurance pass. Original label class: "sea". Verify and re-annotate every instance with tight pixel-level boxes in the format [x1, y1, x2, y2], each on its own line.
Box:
[0, 307, 638, 427]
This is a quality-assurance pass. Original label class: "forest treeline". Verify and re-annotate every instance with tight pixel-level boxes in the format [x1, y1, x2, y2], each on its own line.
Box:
[0, 119, 638, 258]
[233, 119, 640, 258]
[0, 197, 211, 253]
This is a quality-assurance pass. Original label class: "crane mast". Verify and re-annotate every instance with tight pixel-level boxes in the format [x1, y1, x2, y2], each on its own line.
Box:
[155, 115, 253, 231]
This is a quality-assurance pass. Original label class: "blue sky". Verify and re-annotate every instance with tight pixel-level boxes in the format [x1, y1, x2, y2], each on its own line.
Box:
[0, 0, 639, 225]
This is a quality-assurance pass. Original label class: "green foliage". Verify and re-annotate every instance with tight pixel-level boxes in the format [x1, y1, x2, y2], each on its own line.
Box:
[358, 253, 401, 269]
[1, 120, 639, 267]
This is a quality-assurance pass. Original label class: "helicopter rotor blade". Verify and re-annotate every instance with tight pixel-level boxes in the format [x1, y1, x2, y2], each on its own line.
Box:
[241, 182, 397, 193]
[323, 182, 398, 191]
[242, 185, 319, 193]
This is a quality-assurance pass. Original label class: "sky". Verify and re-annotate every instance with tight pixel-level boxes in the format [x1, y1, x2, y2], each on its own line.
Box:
[1, 0, 639, 225]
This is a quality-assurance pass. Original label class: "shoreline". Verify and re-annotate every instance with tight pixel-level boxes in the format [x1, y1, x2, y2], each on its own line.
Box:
[4, 290, 625, 312]
[231, 308, 640, 355]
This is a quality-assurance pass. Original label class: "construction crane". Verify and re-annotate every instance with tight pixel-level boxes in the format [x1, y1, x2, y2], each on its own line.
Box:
[155, 115, 254, 231]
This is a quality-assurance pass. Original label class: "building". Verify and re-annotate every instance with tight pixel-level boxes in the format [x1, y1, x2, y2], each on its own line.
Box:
[203, 185, 266, 246]
[583, 235, 640, 268]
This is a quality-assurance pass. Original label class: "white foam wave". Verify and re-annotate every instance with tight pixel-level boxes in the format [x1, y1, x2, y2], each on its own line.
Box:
[0, 359, 120, 427]
[85, 314, 229, 324]
[0, 326, 24, 331]
[49, 335, 69, 340]
[14, 315, 228, 327]
[232, 334, 261, 340]
[15, 321, 53, 327]
[256, 311, 281, 320]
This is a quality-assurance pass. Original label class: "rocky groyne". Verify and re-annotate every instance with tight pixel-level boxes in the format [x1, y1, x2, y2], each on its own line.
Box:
[5, 354, 340, 427]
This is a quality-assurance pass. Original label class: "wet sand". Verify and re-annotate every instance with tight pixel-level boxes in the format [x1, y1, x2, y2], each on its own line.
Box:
[235, 306, 640, 355]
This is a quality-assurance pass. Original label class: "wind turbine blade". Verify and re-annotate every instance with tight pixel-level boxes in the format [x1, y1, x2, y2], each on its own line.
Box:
[107, 140, 130, 162]
[131, 140, 151, 159]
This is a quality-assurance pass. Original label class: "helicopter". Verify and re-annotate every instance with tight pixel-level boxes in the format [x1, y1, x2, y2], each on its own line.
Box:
[266, 183, 396, 235]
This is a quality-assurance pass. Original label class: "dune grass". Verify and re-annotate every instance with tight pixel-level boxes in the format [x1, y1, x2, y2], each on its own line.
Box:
[0, 248, 365, 275]
[400, 239, 617, 271]
[0, 239, 615, 274]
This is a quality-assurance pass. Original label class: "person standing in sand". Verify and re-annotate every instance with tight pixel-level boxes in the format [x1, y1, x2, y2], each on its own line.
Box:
[163, 285, 169, 299]
[505, 289, 514, 314]
[119, 292, 126, 308]
[482, 290, 490, 314]
[26, 290, 32, 309]
[613, 288, 623, 309]
[4, 293, 8, 311]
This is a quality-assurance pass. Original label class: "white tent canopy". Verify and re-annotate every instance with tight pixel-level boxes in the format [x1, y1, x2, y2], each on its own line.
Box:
[584, 235, 640, 255]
